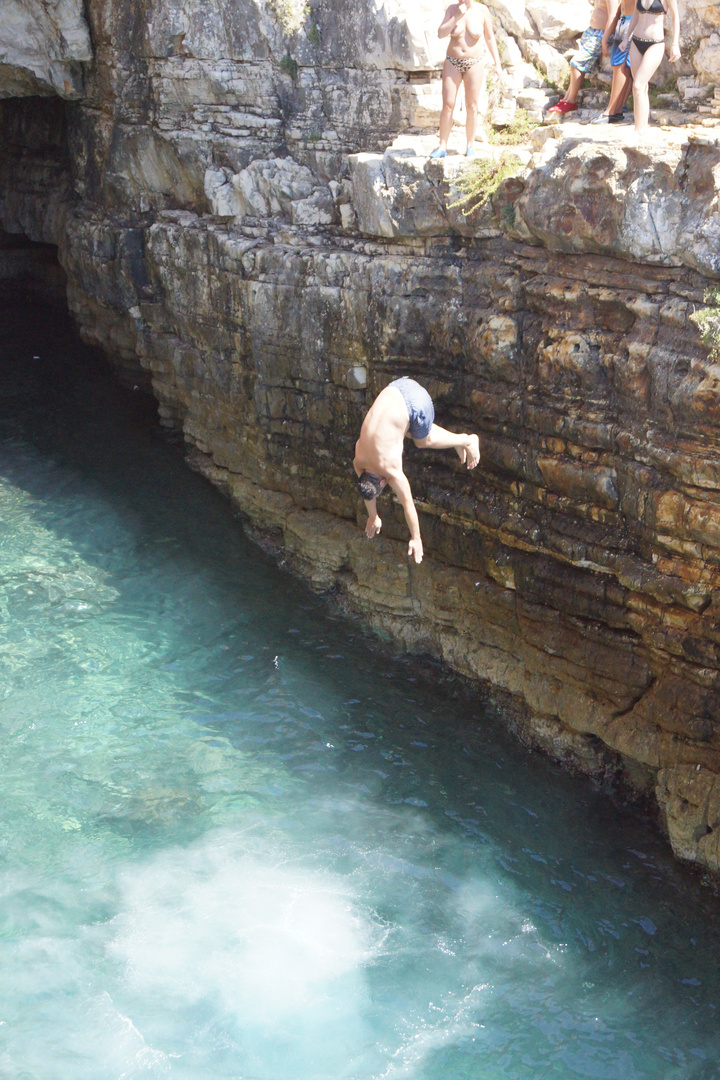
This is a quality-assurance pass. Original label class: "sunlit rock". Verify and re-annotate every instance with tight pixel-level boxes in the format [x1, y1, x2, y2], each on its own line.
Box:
[513, 128, 720, 277]
[0, 0, 91, 98]
[695, 32, 720, 84]
[525, 0, 593, 47]
[522, 39, 571, 86]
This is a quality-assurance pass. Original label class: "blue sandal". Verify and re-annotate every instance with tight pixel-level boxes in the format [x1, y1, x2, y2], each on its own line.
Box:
[429, 147, 447, 159]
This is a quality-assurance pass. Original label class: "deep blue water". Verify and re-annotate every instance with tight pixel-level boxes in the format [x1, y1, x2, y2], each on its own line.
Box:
[1, 294, 719, 1080]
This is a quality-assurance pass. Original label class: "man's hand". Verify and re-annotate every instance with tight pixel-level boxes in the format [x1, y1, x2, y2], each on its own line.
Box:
[408, 537, 423, 564]
[366, 514, 382, 539]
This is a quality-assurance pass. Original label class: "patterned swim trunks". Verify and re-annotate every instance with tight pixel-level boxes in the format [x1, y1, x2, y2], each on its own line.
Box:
[570, 26, 604, 73]
[610, 14, 633, 68]
[446, 55, 482, 73]
[390, 378, 435, 440]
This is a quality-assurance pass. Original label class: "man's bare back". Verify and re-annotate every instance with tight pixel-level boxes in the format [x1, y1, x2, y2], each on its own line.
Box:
[354, 384, 410, 482]
[353, 378, 479, 564]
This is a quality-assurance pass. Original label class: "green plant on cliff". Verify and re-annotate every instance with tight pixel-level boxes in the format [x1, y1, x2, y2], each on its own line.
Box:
[691, 288, 720, 361]
[488, 107, 537, 146]
[280, 54, 299, 80]
[501, 203, 516, 228]
[448, 153, 523, 217]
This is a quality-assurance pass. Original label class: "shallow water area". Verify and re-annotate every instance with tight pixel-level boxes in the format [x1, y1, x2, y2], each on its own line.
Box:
[1, 294, 720, 1080]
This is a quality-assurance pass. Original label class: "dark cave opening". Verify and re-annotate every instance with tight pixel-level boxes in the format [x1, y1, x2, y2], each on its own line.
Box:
[0, 227, 66, 305]
[0, 95, 72, 311]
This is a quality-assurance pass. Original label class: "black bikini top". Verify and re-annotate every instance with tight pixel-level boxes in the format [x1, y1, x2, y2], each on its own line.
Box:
[636, 0, 666, 13]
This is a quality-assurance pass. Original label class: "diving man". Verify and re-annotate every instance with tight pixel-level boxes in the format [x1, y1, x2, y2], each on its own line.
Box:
[353, 378, 480, 564]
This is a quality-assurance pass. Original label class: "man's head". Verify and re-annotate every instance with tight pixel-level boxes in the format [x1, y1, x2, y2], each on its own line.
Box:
[356, 471, 387, 500]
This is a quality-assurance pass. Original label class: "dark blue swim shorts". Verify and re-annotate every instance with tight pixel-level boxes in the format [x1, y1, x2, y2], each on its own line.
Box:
[390, 377, 435, 440]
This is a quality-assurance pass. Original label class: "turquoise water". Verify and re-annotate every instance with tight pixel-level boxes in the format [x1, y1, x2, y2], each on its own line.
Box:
[1, 296, 719, 1080]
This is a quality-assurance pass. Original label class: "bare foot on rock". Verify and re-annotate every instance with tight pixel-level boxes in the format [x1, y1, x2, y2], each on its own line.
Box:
[457, 434, 480, 469]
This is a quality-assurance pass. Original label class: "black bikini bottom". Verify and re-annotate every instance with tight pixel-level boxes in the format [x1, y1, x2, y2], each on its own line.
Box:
[632, 37, 664, 55]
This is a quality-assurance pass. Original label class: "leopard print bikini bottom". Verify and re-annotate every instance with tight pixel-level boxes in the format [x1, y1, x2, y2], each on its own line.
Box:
[446, 55, 482, 72]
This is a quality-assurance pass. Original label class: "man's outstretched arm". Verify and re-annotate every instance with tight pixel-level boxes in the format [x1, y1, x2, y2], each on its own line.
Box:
[363, 497, 382, 538]
[390, 472, 424, 564]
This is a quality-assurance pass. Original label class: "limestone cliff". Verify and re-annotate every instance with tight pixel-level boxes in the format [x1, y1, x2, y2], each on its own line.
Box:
[2, 0, 720, 881]
[0, 0, 91, 98]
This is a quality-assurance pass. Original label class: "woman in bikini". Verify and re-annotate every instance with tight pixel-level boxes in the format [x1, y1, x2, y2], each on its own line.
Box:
[620, 0, 680, 134]
[431, 0, 503, 159]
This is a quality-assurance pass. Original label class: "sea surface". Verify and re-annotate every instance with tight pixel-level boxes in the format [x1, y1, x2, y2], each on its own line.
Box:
[1, 293, 719, 1080]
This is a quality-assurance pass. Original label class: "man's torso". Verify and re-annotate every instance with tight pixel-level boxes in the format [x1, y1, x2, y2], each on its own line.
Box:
[589, 0, 611, 30]
[354, 385, 409, 479]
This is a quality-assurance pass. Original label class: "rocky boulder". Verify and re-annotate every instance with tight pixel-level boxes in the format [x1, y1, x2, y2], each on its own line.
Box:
[513, 127, 720, 278]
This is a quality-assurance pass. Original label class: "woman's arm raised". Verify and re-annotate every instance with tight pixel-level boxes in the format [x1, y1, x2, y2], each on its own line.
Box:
[438, 2, 467, 39]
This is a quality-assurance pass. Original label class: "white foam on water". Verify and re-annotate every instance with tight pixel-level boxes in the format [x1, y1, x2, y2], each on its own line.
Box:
[108, 829, 388, 1076]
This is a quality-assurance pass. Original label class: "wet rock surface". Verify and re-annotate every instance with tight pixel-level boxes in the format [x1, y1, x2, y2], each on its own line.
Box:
[1, 0, 720, 880]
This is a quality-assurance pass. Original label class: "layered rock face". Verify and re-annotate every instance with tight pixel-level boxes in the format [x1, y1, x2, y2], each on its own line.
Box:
[1, 0, 720, 880]
[0, 1, 91, 98]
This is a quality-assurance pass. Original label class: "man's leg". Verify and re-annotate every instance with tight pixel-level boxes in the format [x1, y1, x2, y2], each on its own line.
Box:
[413, 425, 480, 468]
[547, 65, 584, 114]
[563, 66, 585, 105]
[606, 60, 632, 115]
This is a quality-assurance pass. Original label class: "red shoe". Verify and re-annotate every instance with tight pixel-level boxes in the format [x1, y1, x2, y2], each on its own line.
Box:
[547, 100, 578, 115]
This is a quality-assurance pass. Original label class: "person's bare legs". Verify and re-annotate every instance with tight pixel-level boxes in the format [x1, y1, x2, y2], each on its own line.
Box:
[414, 425, 480, 468]
[563, 66, 585, 105]
[437, 61, 463, 151]
[629, 40, 664, 132]
[462, 61, 486, 150]
[605, 61, 632, 115]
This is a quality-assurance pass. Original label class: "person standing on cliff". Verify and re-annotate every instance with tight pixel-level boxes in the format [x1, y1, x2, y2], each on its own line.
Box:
[547, 0, 613, 116]
[619, 0, 681, 135]
[591, 0, 635, 124]
[353, 378, 480, 564]
[430, 0, 503, 159]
